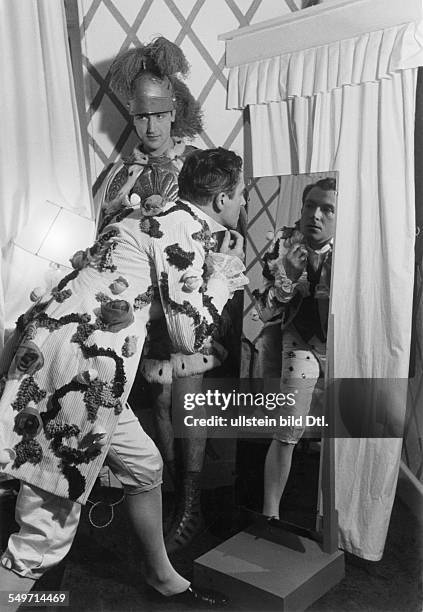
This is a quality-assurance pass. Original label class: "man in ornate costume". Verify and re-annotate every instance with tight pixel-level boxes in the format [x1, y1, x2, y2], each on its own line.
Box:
[253, 177, 336, 519]
[0, 146, 247, 608]
[99, 37, 236, 551]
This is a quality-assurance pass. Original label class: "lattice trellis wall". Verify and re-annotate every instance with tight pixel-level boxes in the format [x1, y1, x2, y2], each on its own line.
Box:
[76, 0, 297, 198]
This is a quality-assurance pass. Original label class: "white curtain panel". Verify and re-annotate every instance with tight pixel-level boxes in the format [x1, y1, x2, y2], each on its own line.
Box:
[0, 0, 92, 344]
[228, 21, 422, 559]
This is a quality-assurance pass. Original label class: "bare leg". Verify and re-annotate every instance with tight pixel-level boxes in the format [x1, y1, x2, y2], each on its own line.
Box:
[0, 487, 188, 602]
[150, 382, 177, 483]
[262, 440, 295, 519]
[151, 383, 174, 463]
[125, 486, 189, 596]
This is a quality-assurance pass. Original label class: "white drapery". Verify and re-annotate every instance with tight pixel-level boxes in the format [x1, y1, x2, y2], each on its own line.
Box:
[0, 0, 92, 346]
[228, 21, 422, 559]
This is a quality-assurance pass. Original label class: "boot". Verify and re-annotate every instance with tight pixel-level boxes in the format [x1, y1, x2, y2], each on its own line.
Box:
[162, 459, 180, 536]
[165, 471, 204, 554]
[164, 459, 178, 488]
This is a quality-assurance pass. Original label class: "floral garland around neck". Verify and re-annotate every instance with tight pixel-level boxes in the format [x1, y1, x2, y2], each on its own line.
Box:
[132, 137, 186, 167]
[160, 137, 186, 170]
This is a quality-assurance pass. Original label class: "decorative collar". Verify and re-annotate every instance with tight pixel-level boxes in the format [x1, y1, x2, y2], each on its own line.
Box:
[308, 238, 333, 255]
[125, 137, 186, 167]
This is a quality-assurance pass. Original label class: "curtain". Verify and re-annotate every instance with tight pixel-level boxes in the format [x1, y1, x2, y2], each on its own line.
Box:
[228, 20, 421, 560]
[228, 21, 423, 109]
[0, 0, 92, 346]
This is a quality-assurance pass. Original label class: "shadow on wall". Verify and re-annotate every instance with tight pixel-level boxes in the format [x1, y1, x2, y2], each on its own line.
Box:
[84, 58, 138, 197]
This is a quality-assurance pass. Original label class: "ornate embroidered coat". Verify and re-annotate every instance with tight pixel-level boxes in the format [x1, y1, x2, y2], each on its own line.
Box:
[0, 197, 243, 504]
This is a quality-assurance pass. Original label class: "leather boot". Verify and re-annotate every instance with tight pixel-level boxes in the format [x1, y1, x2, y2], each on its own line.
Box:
[163, 459, 180, 536]
[165, 471, 204, 554]
[164, 459, 178, 488]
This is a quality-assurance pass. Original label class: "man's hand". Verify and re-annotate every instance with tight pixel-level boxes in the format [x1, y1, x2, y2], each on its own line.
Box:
[284, 244, 308, 281]
[219, 230, 244, 260]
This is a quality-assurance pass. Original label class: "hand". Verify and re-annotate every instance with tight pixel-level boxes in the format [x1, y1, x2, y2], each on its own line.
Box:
[201, 339, 228, 361]
[284, 244, 307, 281]
[219, 230, 244, 260]
[237, 207, 248, 236]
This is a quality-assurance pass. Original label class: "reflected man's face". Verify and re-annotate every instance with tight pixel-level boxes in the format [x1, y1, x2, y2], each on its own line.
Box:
[299, 186, 336, 249]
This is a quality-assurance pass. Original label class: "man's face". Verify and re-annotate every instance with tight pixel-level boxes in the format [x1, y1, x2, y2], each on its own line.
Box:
[299, 185, 336, 248]
[133, 111, 175, 156]
[220, 177, 246, 230]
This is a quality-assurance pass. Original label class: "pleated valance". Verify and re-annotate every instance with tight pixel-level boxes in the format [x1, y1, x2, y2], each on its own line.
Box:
[227, 20, 423, 109]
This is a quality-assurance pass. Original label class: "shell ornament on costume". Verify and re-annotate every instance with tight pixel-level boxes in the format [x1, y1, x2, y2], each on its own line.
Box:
[131, 165, 179, 217]
[30, 287, 45, 302]
[109, 276, 129, 295]
[181, 273, 202, 292]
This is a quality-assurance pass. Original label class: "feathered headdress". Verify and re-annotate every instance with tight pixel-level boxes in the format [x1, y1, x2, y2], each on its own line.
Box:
[109, 37, 203, 138]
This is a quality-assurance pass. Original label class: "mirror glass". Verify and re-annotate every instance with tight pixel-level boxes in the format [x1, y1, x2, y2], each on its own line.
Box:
[238, 171, 338, 531]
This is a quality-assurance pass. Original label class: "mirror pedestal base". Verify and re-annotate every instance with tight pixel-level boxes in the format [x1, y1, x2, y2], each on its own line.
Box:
[194, 525, 344, 611]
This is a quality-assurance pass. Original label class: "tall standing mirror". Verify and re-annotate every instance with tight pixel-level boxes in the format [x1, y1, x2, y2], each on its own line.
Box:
[238, 171, 338, 532]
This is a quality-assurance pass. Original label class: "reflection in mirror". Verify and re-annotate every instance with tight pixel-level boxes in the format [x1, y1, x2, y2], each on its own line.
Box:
[239, 171, 338, 531]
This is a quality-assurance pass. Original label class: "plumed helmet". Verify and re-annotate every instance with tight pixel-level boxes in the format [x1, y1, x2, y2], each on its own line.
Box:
[129, 72, 175, 115]
[109, 37, 203, 138]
